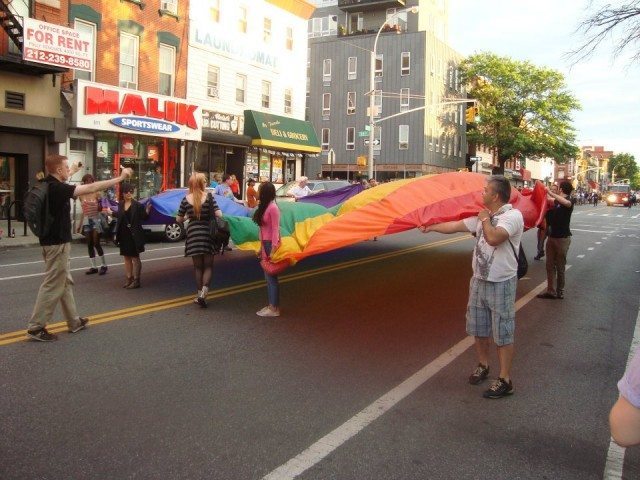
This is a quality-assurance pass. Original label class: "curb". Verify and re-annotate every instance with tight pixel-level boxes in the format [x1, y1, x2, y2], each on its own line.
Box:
[0, 234, 86, 251]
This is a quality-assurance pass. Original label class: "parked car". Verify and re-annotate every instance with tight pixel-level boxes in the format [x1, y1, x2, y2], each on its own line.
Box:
[105, 188, 251, 242]
[275, 180, 351, 201]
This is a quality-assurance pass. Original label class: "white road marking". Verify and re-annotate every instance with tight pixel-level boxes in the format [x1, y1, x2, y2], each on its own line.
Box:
[603, 306, 640, 480]
[0, 254, 184, 281]
[572, 229, 614, 234]
[577, 255, 585, 258]
[263, 277, 556, 480]
[595, 242, 602, 245]
[0, 244, 184, 268]
[588, 247, 595, 251]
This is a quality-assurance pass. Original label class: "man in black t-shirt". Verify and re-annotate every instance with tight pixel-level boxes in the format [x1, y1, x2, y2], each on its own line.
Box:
[27, 154, 133, 342]
[537, 181, 575, 300]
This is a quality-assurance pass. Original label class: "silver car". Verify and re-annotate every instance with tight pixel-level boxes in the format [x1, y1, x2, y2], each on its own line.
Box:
[275, 180, 351, 201]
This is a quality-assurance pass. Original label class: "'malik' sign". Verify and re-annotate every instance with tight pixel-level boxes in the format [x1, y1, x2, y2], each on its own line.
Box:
[75, 80, 202, 140]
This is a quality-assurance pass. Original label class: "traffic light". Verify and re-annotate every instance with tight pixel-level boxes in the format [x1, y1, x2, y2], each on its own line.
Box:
[465, 106, 479, 124]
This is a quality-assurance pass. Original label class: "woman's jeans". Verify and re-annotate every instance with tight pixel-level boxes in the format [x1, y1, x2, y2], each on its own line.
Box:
[262, 241, 280, 307]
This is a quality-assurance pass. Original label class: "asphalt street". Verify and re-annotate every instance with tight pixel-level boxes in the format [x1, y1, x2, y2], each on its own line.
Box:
[1, 205, 639, 480]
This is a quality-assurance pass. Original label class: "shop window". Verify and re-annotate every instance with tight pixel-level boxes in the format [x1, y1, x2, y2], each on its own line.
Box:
[158, 44, 175, 96]
[207, 65, 219, 99]
[236, 74, 246, 104]
[119, 32, 139, 89]
[262, 80, 271, 109]
[74, 19, 96, 81]
[346, 127, 355, 150]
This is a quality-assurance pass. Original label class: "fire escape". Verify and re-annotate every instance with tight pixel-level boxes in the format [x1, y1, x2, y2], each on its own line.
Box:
[0, 0, 66, 74]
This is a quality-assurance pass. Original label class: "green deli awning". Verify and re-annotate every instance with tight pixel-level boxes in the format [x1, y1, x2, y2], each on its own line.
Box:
[243, 110, 321, 153]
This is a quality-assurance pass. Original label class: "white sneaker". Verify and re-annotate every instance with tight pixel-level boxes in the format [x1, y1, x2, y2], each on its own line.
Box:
[257, 307, 280, 317]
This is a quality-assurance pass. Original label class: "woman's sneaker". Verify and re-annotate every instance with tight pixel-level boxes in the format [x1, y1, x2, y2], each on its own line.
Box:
[483, 378, 514, 399]
[469, 363, 489, 385]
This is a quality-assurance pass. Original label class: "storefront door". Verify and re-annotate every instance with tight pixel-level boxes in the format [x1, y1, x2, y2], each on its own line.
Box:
[0, 153, 28, 220]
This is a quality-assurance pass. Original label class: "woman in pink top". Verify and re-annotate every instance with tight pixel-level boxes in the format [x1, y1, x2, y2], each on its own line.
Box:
[252, 182, 281, 317]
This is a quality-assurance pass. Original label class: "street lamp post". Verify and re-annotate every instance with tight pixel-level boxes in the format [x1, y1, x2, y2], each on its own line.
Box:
[367, 6, 419, 180]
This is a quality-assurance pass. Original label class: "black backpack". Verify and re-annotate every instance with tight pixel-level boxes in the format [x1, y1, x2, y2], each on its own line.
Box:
[509, 241, 528, 279]
[23, 180, 53, 238]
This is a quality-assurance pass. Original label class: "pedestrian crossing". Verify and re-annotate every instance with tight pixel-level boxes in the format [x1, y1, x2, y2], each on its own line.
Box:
[573, 210, 640, 219]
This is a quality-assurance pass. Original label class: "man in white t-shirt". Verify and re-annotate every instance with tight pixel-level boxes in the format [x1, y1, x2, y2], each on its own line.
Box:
[288, 176, 312, 199]
[420, 175, 524, 399]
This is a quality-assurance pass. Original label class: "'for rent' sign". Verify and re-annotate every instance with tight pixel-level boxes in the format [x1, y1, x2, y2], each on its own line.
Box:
[23, 18, 93, 72]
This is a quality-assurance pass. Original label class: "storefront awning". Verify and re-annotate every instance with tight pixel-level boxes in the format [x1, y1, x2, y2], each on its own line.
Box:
[243, 110, 321, 154]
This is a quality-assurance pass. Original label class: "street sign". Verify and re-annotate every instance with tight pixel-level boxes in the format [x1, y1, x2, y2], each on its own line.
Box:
[364, 125, 372, 131]
[364, 139, 380, 146]
[358, 131, 369, 137]
[469, 156, 481, 163]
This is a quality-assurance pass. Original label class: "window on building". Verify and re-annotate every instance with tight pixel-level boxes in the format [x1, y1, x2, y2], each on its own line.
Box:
[160, 0, 177, 14]
[284, 88, 292, 114]
[347, 91, 356, 115]
[374, 126, 381, 152]
[158, 44, 175, 96]
[207, 65, 219, 99]
[236, 74, 246, 104]
[308, 15, 337, 37]
[348, 56, 357, 80]
[210, 0, 220, 22]
[262, 80, 271, 109]
[323, 59, 331, 82]
[264, 18, 272, 43]
[401, 51, 410, 76]
[400, 88, 410, 112]
[238, 5, 247, 32]
[346, 127, 355, 150]
[386, 7, 408, 28]
[321, 128, 330, 151]
[399, 125, 409, 150]
[348, 12, 363, 33]
[374, 90, 382, 117]
[322, 93, 331, 116]
[73, 20, 96, 81]
[286, 27, 293, 50]
[375, 54, 383, 78]
[119, 32, 139, 89]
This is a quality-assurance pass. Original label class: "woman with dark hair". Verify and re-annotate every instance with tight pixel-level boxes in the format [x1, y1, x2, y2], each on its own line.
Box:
[77, 173, 109, 275]
[253, 182, 281, 317]
[176, 172, 224, 307]
[114, 184, 150, 289]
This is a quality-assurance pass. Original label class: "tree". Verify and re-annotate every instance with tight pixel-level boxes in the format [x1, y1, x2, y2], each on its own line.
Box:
[571, 1, 640, 63]
[460, 53, 581, 172]
[608, 152, 639, 186]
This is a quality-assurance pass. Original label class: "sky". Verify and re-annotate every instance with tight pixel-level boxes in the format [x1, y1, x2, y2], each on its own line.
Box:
[447, 0, 639, 162]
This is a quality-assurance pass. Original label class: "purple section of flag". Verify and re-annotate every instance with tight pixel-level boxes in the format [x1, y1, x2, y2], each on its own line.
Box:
[297, 184, 364, 208]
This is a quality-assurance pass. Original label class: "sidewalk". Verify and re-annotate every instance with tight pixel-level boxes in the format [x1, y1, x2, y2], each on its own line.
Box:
[0, 221, 84, 250]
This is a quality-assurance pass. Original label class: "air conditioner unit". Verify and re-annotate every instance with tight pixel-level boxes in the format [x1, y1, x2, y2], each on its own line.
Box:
[161, 1, 175, 13]
[207, 86, 219, 98]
